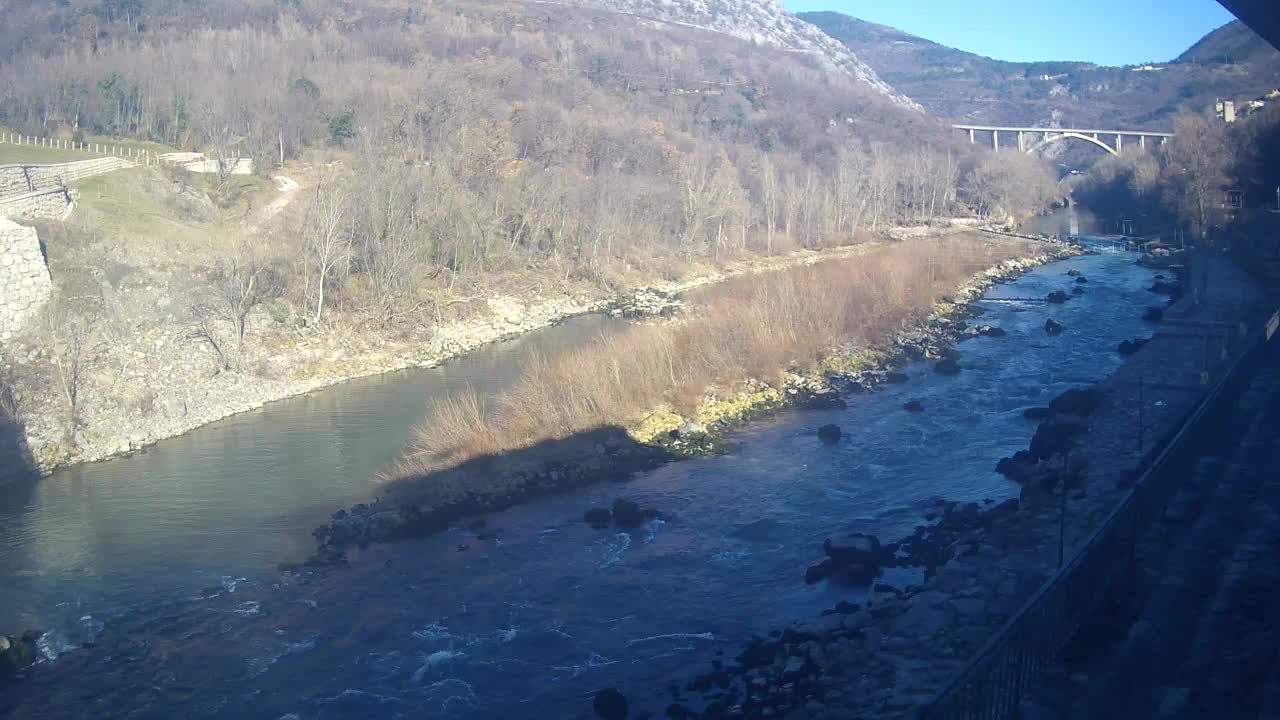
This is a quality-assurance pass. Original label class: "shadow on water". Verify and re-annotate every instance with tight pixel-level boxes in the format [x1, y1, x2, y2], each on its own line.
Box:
[0, 414, 38, 499]
[311, 425, 681, 557]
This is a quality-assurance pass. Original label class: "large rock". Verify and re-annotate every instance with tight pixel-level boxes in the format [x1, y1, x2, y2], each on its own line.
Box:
[584, 507, 613, 529]
[1044, 318, 1064, 336]
[1118, 338, 1150, 356]
[817, 424, 842, 444]
[996, 450, 1038, 483]
[823, 534, 882, 565]
[1046, 290, 1069, 304]
[593, 688, 628, 720]
[0, 633, 36, 676]
[1022, 406, 1053, 420]
[1029, 417, 1088, 462]
[611, 499, 646, 529]
[934, 357, 961, 376]
[1048, 387, 1104, 416]
[814, 534, 883, 586]
[805, 558, 836, 585]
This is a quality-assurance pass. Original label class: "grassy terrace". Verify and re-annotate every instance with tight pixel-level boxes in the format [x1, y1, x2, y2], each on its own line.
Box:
[0, 129, 178, 166]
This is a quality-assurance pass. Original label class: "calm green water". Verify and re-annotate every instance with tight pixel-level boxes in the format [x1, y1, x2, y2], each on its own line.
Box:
[0, 314, 624, 636]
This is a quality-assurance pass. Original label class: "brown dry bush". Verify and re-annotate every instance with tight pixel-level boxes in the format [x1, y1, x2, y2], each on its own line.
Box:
[398, 234, 1034, 475]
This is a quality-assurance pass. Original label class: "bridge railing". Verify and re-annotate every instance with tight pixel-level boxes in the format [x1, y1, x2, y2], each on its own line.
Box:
[917, 306, 1276, 720]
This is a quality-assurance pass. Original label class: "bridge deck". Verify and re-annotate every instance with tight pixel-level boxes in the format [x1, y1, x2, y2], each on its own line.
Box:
[953, 124, 1174, 137]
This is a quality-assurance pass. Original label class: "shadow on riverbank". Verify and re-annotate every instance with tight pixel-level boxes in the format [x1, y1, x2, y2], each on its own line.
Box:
[0, 415, 37, 488]
[303, 425, 681, 565]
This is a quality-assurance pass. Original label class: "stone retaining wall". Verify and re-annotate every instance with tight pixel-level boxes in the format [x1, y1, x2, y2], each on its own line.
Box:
[0, 187, 74, 221]
[0, 158, 134, 202]
[0, 217, 52, 342]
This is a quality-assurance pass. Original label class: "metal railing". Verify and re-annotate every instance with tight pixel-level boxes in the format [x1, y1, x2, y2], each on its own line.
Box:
[918, 309, 1276, 720]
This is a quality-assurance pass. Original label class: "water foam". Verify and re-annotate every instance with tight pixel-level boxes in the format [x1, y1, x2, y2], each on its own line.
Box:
[410, 650, 467, 685]
[598, 532, 632, 568]
[624, 632, 715, 647]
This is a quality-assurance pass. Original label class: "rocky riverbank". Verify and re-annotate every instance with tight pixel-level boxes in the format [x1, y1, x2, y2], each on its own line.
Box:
[642, 253, 1268, 720]
[305, 239, 1080, 564]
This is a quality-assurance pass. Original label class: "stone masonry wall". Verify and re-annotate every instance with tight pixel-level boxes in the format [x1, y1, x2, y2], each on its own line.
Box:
[0, 188, 73, 221]
[0, 158, 134, 201]
[0, 217, 52, 342]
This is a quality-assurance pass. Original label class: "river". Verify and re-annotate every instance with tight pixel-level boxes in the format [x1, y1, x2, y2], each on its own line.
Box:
[0, 239, 1167, 720]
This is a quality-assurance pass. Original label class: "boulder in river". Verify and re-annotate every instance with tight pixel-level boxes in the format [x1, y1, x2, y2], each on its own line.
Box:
[973, 325, 1006, 337]
[584, 507, 613, 529]
[1075, 276, 1089, 284]
[934, 358, 962, 376]
[1047, 290, 1070, 304]
[1066, 269, 1083, 277]
[1048, 387, 1105, 417]
[903, 400, 926, 413]
[1118, 338, 1150, 356]
[811, 533, 884, 585]
[611, 499, 646, 529]
[805, 558, 837, 584]
[1029, 417, 1088, 462]
[996, 450, 1038, 483]
[593, 688, 628, 720]
[1044, 318, 1064, 336]
[817, 424, 842, 444]
[0, 633, 37, 676]
[824, 534, 881, 564]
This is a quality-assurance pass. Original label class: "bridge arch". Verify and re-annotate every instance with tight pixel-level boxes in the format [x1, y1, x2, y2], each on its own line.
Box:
[1026, 132, 1118, 157]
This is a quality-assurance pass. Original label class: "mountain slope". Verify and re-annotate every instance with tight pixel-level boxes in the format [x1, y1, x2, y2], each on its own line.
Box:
[547, 0, 922, 110]
[803, 12, 1280, 129]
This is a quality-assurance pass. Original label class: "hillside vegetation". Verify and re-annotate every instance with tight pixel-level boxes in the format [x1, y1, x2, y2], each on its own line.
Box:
[0, 0, 1062, 470]
[805, 13, 1280, 129]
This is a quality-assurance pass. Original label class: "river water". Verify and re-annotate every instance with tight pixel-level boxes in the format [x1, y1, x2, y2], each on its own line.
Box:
[1, 241, 1167, 720]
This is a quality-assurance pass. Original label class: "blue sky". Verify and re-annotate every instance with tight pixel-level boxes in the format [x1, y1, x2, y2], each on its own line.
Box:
[783, 0, 1237, 66]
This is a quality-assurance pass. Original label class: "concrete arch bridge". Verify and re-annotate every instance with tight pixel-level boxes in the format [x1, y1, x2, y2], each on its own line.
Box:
[953, 125, 1174, 156]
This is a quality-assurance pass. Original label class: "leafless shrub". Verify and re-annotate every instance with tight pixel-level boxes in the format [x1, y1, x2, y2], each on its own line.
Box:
[43, 295, 98, 443]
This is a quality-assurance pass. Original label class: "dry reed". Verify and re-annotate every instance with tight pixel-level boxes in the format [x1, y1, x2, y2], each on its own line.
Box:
[397, 234, 1036, 476]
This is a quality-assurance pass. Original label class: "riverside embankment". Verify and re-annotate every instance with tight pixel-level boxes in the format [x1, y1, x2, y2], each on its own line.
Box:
[0, 238, 1184, 720]
[11, 235, 926, 476]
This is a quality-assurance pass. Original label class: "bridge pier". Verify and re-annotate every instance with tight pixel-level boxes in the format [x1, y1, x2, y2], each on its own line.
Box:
[1018, 131, 1025, 152]
[993, 130, 999, 151]
[1117, 134, 1123, 154]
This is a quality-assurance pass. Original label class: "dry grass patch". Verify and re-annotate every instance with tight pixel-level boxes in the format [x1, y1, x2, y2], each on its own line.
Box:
[397, 234, 1037, 476]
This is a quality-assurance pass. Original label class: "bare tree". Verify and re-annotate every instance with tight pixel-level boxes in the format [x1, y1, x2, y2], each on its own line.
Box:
[1162, 113, 1232, 241]
[190, 302, 232, 373]
[44, 298, 96, 443]
[301, 178, 353, 327]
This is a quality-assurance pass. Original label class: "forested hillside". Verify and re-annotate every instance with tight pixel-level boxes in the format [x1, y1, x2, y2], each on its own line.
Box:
[805, 12, 1280, 129]
[0, 0, 1057, 284]
[0, 0, 1062, 469]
